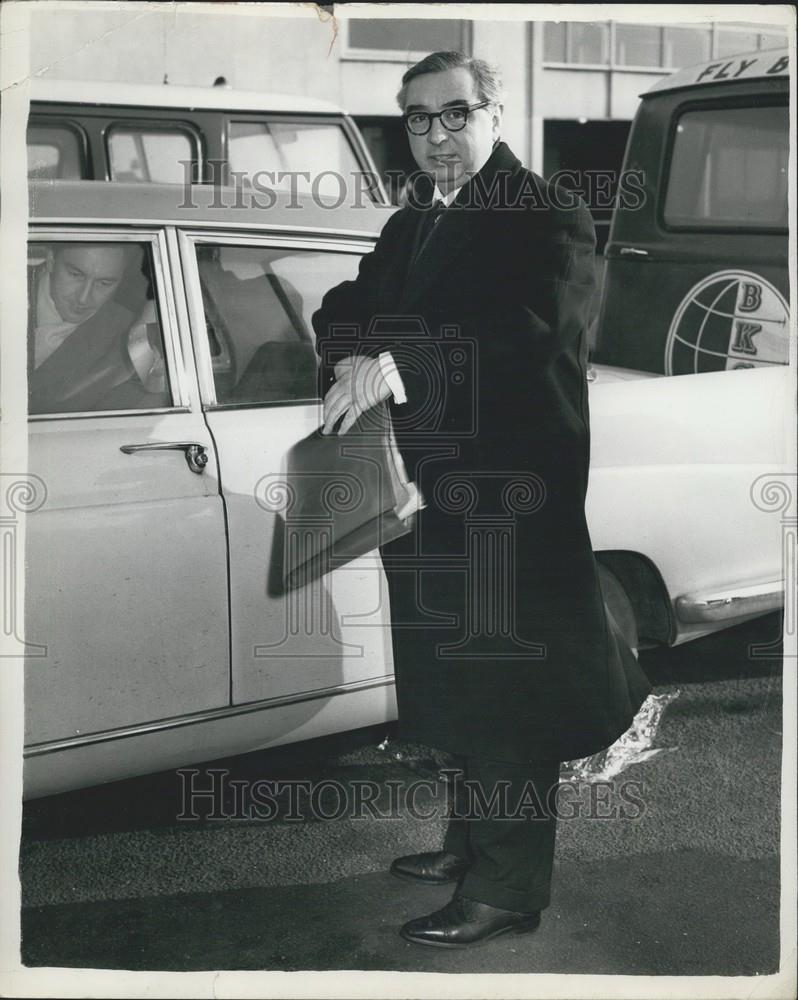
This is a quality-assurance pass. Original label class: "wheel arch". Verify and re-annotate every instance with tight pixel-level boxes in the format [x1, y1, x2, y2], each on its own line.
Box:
[595, 550, 675, 646]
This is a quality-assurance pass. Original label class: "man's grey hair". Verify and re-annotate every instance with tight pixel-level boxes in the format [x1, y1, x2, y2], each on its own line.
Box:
[396, 51, 504, 110]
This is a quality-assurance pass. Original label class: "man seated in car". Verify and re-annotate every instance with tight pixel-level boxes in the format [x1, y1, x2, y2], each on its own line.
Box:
[28, 242, 168, 414]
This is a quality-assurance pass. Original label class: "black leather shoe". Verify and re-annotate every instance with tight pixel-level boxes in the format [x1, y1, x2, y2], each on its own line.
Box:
[390, 850, 470, 885]
[400, 895, 541, 948]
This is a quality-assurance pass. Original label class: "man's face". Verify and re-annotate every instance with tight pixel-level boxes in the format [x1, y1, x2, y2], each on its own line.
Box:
[404, 66, 501, 194]
[47, 244, 127, 324]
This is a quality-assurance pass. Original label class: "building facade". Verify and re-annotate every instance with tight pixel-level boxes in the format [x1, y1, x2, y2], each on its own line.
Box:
[28, 8, 787, 242]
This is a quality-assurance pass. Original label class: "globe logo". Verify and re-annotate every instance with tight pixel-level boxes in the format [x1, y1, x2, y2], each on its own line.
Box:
[664, 270, 789, 376]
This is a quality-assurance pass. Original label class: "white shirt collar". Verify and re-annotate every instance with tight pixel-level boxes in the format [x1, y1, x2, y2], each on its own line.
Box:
[432, 183, 464, 207]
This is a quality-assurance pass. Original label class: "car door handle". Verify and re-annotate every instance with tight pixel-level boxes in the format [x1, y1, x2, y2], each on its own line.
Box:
[120, 441, 209, 474]
[618, 246, 649, 257]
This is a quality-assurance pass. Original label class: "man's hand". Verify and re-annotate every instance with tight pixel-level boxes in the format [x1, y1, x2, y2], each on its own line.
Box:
[322, 354, 392, 435]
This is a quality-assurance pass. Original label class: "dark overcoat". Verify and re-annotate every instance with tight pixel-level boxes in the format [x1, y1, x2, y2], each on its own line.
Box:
[312, 141, 651, 763]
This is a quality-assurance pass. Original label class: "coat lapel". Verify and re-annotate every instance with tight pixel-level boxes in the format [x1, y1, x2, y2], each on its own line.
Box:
[398, 141, 523, 311]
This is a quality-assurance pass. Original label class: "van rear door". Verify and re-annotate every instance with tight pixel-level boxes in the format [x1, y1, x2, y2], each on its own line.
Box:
[594, 78, 789, 376]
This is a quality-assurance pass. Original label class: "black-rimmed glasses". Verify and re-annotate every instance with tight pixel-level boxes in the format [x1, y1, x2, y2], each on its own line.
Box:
[402, 100, 491, 136]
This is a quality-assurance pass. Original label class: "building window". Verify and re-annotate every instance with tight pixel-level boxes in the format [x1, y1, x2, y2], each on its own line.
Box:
[715, 29, 760, 57]
[759, 32, 786, 51]
[543, 22, 567, 62]
[345, 18, 470, 59]
[662, 26, 712, 67]
[543, 21, 785, 70]
[570, 23, 609, 64]
[545, 22, 609, 65]
[614, 24, 662, 67]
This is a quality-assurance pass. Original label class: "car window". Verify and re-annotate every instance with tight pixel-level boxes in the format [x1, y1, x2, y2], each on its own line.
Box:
[664, 105, 788, 229]
[228, 120, 368, 201]
[28, 239, 173, 416]
[195, 243, 362, 405]
[107, 126, 198, 184]
[27, 124, 85, 179]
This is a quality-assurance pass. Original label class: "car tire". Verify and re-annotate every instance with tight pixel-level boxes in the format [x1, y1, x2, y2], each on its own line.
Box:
[598, 563, 639, 655]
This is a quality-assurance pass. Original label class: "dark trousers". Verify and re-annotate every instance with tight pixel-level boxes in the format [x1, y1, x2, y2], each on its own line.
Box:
[441, 754, 561, 913]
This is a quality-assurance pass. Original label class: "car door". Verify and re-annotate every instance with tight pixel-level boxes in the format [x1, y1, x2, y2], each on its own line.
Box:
[24, 229, 229, 752]
[179, 229, 394, 708]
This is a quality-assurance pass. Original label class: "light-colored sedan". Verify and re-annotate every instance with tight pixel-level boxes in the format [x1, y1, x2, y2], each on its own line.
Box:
[21, 177, 788, 798]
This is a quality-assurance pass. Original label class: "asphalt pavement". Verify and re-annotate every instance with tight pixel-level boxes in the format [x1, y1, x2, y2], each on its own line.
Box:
[18, 614, 785, 975]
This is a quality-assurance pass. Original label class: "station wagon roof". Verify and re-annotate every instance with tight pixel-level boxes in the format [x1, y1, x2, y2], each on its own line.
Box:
[29, 77, 348, 115]
[644, 46, 788, 97]
[28, 180, 392, 237]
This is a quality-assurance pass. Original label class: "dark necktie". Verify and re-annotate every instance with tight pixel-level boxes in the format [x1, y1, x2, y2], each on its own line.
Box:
[411, 199, 445, 264]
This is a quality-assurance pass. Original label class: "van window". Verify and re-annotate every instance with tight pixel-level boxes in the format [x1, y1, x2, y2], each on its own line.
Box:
[107, 126, 198, 184]
[228, 120, 366, 200]
[27, 124, 85, 179]
[664, 105, 788, 229]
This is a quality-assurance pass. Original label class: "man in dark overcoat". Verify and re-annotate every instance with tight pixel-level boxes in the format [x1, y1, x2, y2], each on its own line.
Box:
[312, 51, 651, 948]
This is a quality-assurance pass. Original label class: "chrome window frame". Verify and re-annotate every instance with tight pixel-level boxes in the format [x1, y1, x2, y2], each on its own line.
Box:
[27, 226, 193, 421]
[177, 228, 376, 410]
[26, 118, 89, 180]
[105, 120, 203, 185]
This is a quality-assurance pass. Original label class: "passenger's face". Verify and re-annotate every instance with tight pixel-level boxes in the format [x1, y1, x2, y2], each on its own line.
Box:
[404, 67, 501, 194]
[48, 245, 127, 324]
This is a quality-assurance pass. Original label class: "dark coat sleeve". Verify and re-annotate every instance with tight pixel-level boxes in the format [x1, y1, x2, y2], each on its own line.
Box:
[311, 210, 407, 399]
[494, 194, 597, 369]
[389, 195, 597, 411]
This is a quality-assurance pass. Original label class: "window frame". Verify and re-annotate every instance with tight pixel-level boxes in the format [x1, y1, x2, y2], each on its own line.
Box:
[225, 113, 389, 204]
[341, 17, 472, 62]
[26, 118, 89, 179]
[178, 229, 376, 410]
[659, 96, 789, 236]
[105, 120, 203, 185]
[27, 227, 193, 421]
[227, 115, 363, 182]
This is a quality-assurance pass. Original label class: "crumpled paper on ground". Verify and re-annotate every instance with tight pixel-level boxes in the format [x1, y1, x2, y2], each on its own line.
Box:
[378, 689, 680, 784]
[560, 689, 680, 782]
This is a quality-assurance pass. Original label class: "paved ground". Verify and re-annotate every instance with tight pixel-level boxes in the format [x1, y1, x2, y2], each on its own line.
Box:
[18, 614, 785, 974]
